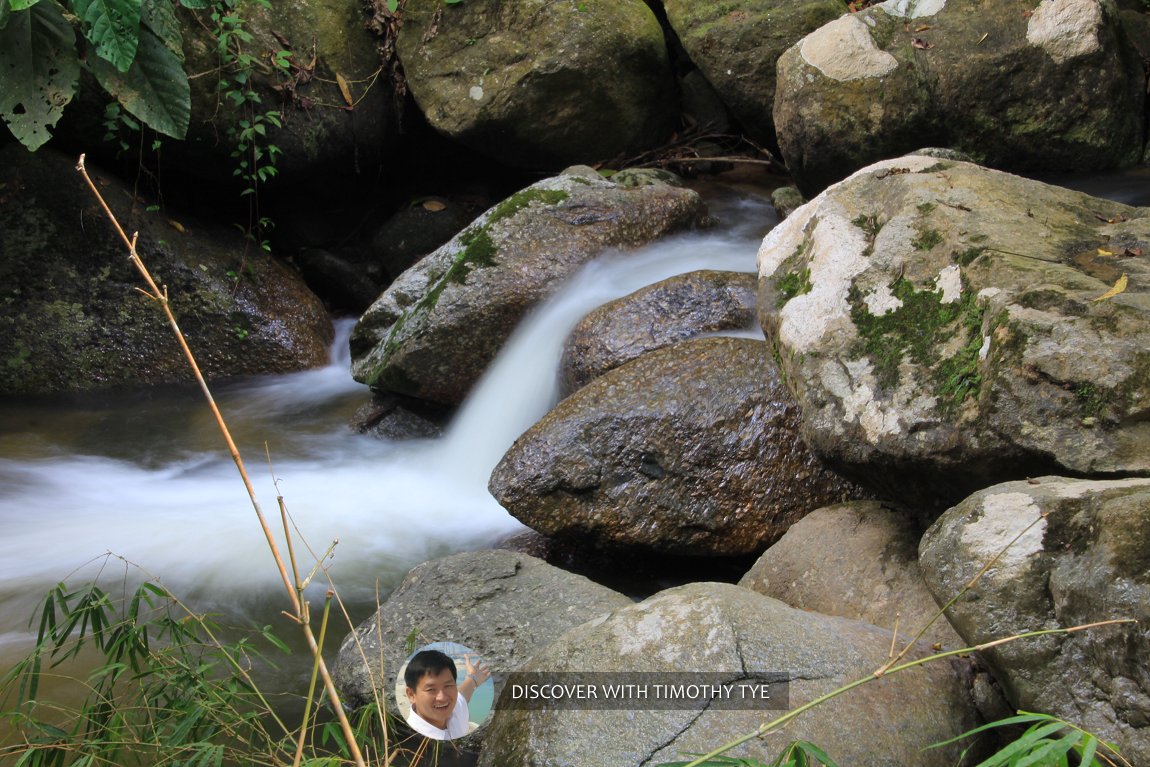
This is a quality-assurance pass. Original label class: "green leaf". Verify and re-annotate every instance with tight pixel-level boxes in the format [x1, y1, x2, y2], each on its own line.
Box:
[72, 0, 141, 71]
[86, 23, 189, 138]
[0, 1, 80, 150]
[140, 0, 182, 60]
[9, 0, 41, 11]
[178, 0, 210, 6]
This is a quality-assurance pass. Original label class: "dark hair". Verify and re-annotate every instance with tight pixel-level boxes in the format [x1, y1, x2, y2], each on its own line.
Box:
[404, 649, 457, 689]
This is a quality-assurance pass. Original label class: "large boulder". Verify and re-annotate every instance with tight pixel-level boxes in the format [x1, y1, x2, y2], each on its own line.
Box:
[774, 0, 1146, 194]
[479, 582, 982, 767]
[489, 337, 867, 556]
[559, 270, 757, 395]
[0, 147, 331, 394]
[757, 154, 1150, 511]
[919, 476, 1150, 765]
[394, 0, 676, 170]
[740, 501, 964, 649]
[331, 549, 630, 710]
[350, 167, 709, 405]
[661, 0, 846, 148]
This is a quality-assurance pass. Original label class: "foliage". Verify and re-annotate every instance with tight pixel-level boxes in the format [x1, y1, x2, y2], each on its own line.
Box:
[0, 0, 193, 150]
[0, 572, 404, 766]
[928, 711, 1128, 767]
[659, 741, 838, 767]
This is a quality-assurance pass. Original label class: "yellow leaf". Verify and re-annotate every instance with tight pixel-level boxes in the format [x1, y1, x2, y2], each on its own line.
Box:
[336, 73, 354, 108]
[167, 219, 186, 233]
[421, 200, 447, 212]
[1091, 273, 1128, 302]
[1097, 248, 1115, 256]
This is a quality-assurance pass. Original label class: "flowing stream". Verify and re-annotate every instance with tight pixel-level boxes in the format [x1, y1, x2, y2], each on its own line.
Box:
[0, 182, 778, 673]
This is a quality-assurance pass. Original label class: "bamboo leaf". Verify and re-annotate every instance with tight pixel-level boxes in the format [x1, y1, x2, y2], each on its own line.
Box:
[0, 1, 80, 150]
[86, 22, 190, 138]
[72, 0, 141, 72]
[1091, 273, 1128, 302]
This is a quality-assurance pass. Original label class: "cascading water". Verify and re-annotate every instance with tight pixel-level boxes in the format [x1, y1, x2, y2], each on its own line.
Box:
[0, 183, 777, 661]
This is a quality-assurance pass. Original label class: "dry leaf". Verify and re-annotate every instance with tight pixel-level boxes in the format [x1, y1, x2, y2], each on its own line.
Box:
[912, 37, 933, 49]
[1122, 247, 1143, 258]
[167, 219, 186, 233]
[1097, 248, 1115, 256]
[914, 24, 931, 32]
[976, 32, 989, 44]
[421, 200, 447, 212]
[336, 73, 354, 108]
[1091, 273, 1128, 302]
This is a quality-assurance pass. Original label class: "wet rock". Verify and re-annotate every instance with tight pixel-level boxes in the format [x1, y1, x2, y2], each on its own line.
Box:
[919, 476, 1150, 765]
[490, 337, 868, 556]
[331, 549, 630, 710]
[770, 186, 806, 220]
[740, 501, 964, 649]
[757, 154, 1150, 511]
[559, 270, 757, 395]
[774, 0, 1145, 194]
[350, 167, 708, 405]
[0, 147, 331, 394]
[479, 582, 982, 767]
[395, 0, 676, 170]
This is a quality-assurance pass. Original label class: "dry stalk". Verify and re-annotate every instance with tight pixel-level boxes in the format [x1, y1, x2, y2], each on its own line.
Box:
[75, 154, 367, 767]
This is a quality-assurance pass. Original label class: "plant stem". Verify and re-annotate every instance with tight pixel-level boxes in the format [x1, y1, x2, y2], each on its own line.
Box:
[75, 155, 367, 767]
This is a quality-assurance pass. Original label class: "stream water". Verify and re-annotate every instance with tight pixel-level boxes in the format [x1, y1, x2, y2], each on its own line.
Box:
[0, 181, 779, 682]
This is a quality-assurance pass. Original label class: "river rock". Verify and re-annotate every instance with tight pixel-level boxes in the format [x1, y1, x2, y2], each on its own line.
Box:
[478, 581, 981, 767]
[394, 0, 675, 170]
[490, 337, 867, 556]
[739, 501, 964, 649]
[559, 270, 757, 395]
[757, 154, 1150, 511]
[661, 0, 846, 149]
[331, 549, 630, 710]
[350, 167, 708, 405]
[919, 476, 1150, 765]
[773, 0, 1146, 195]
[0, 147, 331, 394]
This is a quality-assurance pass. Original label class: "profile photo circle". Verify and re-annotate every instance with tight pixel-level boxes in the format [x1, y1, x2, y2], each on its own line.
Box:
[396, 641, 495, 741]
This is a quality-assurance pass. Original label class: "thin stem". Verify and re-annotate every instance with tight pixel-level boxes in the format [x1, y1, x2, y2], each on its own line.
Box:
[76, 155, 367, 767]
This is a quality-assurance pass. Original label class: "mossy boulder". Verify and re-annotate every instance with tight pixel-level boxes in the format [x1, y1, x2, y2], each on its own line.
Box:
[774, 0, 1145, 195]
[661, 0, 847, 149]
[479, 582, 982, 767]
[349, 167, 708, 405]
[490, 337, 868, 557]
[757, 154, 1150, 511]
[919, 476, 1150, 765]
[0, 147, 331, 393]
[394, 0, 676, 170]
[559, 269, 758, 395]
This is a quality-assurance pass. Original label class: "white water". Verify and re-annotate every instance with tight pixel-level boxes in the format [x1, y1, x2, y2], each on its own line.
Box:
[0, 184, 776, 654]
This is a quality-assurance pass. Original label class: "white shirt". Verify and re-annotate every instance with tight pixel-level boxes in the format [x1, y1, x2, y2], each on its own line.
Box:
[406, 691, 470, 740]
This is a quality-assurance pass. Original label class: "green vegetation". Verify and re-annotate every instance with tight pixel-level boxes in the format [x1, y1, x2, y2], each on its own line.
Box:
[775, 268, 812, 308]
[849, 276, 985, 408]
[912, 225, 943, 251]
[851, 213, 882, 239]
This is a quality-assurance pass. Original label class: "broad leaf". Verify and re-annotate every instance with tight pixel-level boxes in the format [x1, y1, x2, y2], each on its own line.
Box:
[141, 0, 182, 61]
[73, 0, 141, 72]
[9, 0, 42, 11]
[86, 23, 189, 138]
[178, 0, 210, 7]
[0, 1, 80, 150]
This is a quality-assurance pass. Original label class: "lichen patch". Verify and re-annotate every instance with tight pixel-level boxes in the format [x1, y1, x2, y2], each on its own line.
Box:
[799, 15, 898, 81]
[1026, 0, 1103, 64]
[937, 265, 963, 303]
[962, 491, 1046, 573]
[877, 0, 947, 19]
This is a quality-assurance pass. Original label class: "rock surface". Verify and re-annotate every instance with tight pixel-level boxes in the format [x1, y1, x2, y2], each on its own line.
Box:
[395, 0, 676, 169]
[661, 0, 846, 149]
[559, 270, 758, 394]
[479, 581, 982, 767]
[757, 154, 1150, 511]
[919, 476, 1150, 765]
[331, 549, 630, 710]
[490, 337, 867, 556]
[350, 167, 708, 405]
[773, 0, 1145, 194]
[740, 501, 964, 648]
[0, 147, 331, 394]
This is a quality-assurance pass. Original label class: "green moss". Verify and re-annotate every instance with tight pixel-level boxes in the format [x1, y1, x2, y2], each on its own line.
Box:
[852, 213, 882, 239]
[912, 226, 943, 251]
[916, 202, 936, 215]
[775, 268, 812, 308]
[956, 247, 986, 267]
[850, 276, 985, 408]
[1074, 382, 1108, 419]
[919, 161, 954, 173]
